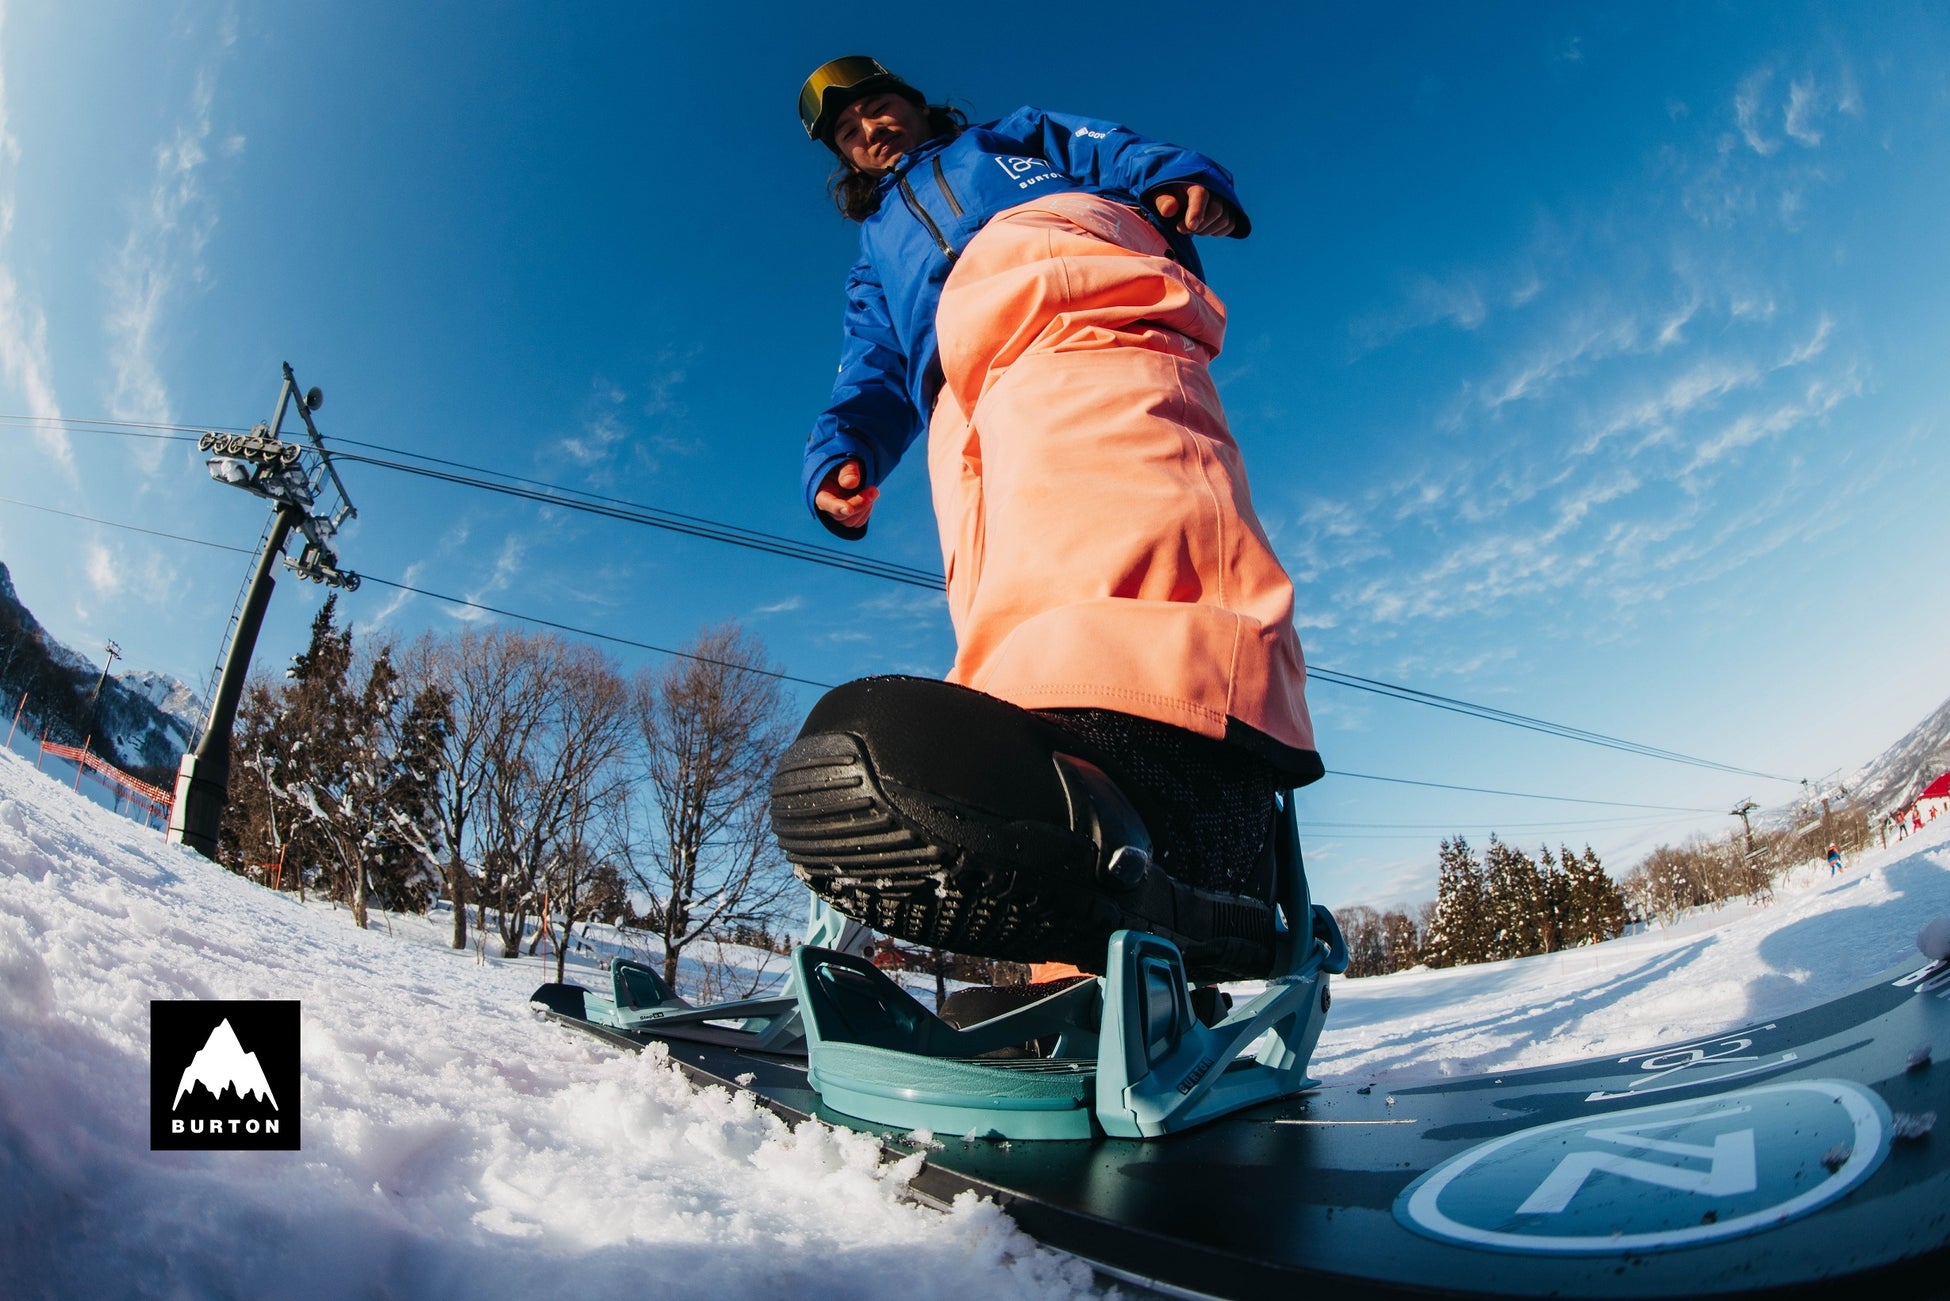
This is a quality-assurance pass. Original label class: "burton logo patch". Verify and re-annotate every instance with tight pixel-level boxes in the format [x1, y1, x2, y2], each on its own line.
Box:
[150, 1000, 300, 1150]
[1396, 1079, 1888, 1253]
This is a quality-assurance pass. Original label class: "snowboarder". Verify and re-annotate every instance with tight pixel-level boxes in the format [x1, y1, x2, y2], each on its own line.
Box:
[1827, 843, 1844, 875]
[771, 57, 1323, 983]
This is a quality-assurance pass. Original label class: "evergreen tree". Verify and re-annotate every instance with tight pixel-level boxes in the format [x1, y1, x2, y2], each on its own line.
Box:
[242, 598, 432, 928]
[369, 679, 451, 913]
[1483, 836, 1550, 961]
[1538, 845, 1567, 954]
[1422, 836, 1490, 968]
[1561, 843, 1629, 945]
[218, 599, 357, 901]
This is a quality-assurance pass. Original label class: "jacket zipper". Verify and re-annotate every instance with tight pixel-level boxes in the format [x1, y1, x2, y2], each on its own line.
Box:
[932, 157, 964, 218]
[897, 174, 957, 261]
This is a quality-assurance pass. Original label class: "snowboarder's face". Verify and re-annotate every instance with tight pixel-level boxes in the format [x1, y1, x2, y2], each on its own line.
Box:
[833, 92, 929, 175]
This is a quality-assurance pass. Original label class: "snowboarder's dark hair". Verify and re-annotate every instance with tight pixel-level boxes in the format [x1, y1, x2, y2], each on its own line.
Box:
[828, 105, 968, 222]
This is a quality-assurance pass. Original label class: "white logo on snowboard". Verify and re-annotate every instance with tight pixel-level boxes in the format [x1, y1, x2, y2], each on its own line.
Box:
[1397, 1079, 1889, 1254]
[1516, 1116, 1756, 1214]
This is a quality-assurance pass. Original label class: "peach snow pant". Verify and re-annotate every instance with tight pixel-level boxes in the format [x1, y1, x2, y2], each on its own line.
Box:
[927, 191, 1316, 757]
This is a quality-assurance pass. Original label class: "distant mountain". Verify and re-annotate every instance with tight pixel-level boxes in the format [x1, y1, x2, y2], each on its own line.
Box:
[0, 560, 206, 774]
[1839, 694, 1950, 816]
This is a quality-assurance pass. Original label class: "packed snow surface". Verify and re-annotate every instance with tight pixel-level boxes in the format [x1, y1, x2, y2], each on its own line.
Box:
[1, 746, 1946, 1297]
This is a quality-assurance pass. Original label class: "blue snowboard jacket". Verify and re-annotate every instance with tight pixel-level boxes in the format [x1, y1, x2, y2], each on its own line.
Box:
[803, 106, 1250, 537]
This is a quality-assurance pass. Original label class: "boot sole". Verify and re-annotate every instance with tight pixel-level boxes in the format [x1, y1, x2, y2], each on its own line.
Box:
[770, 731, 1277, 978]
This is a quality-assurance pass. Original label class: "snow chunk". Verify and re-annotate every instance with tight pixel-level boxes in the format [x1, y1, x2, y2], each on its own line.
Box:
[1891, 1111, 1937, 1141]
[1918, 916, 1950, 962]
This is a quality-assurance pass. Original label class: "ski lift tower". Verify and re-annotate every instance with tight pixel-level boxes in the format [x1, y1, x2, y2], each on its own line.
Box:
[167, 362, 360, 859]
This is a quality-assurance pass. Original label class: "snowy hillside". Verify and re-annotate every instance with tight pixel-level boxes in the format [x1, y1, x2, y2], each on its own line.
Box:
[0, 559, 205, 771]
[1841, 693, 1950, 817]
[1, 745, 1946, 1297]
[116, 667, 206, 740]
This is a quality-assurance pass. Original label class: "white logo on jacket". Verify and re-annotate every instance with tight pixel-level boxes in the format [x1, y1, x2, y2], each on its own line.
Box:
[993, 154, 1062, 191]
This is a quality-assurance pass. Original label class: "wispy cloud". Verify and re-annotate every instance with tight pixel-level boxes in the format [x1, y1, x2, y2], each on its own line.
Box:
[1688, 56, 1863, 230]
[1682, 368, 1858, 477]
[104, 20, 238, 430]
[0, 3, 70, 476]
[85, 541, 121, 595]
[1575, 355, 1764, 455]
[452, 535, 524, 622]
[1784, 77, 1824, 146]
[550, 354, 701, 481]
[1479, 314, 1639, 414]
[1778, 314, 1832, 367]
[555, 380, 630, 467]
[1350, 272, 1493, 351]
[1655, 297, 1700, 349]
[366, 561, 424, 627]
[1734, 68, 1781, 156]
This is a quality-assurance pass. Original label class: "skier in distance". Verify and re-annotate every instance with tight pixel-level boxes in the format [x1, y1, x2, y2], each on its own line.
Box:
[771, 56, 1324, 994]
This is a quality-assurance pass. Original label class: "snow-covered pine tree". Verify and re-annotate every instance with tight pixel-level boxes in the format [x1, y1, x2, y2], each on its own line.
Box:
[371, 679, 451, 914]
[1560, 843, 1629, 945]
[1580, 845, 1628, 943]
[282, 621, 400, 929]
[251, 596, 357, 920]
[1538, 844, 1566, 954]
[232, 598, 438, 929]
[1483, 836, 1550, 961]
[221, 677, 324, 893]
[1422, 836, 1490, 968]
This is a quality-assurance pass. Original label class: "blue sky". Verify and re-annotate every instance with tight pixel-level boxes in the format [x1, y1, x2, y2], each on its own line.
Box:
[1, 2, 1946, 911]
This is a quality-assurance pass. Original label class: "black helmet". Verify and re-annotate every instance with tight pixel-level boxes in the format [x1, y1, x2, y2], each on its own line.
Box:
[798, 55, 924, 149]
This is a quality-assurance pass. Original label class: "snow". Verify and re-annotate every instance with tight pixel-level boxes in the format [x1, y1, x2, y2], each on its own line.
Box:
[1, 745, 1947, 1297]
[1307, 828, 1950, 1087]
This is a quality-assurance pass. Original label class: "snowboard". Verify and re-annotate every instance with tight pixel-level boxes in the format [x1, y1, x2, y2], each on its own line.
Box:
[533, 953, 1950, 1298]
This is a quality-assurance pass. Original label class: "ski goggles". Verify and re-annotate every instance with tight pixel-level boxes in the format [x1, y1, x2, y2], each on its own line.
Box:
[798, 55, 916, 142]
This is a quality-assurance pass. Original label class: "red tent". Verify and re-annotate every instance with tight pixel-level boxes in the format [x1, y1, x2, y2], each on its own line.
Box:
[1921, 774, 1950, 801]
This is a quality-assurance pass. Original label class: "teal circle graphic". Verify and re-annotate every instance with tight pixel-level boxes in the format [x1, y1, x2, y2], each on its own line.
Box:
[1396, 1079, 1890, 1254]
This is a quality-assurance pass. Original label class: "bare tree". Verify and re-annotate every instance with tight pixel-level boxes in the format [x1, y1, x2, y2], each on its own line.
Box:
[471, 633, 634, 960]
[623, 624, 796, 993]
[539, 841, 631, 983]
[532, 655, 636, 982]
[400, 630, 531, 949]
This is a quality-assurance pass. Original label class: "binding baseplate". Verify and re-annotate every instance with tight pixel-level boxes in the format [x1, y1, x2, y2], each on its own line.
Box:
[794, 796, 1349, 1140]
[529, 896, 869, 1056]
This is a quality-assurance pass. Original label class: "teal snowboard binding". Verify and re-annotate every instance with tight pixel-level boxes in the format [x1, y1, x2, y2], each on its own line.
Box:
[529, 894, 869, 1055]
[791, 794, 1348, 1140]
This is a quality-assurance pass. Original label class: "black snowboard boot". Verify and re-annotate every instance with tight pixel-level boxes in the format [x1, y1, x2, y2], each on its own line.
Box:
[767, 676, 1319, 981]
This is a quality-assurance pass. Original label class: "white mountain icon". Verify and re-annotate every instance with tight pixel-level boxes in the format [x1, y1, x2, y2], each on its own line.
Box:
[172, 1018, 279, 1110]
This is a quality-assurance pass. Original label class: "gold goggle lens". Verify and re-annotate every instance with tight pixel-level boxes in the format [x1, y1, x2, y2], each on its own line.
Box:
[798, 55, 894, 139]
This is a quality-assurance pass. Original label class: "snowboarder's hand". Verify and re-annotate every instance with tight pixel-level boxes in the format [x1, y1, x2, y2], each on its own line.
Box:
[1147, 184, 1236, 237]
[815, 459, 879, 529]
